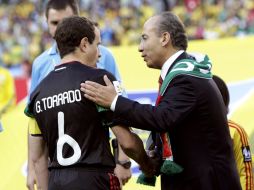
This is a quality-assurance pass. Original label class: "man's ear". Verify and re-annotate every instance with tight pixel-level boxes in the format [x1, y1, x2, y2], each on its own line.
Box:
[80, 37, 88, 52]
[161, 32, 170, 47]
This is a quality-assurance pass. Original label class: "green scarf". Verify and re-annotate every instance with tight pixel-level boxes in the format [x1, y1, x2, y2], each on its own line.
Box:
[160, 55, 212, 96]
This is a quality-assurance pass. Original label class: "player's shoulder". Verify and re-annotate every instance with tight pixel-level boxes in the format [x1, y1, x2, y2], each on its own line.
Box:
[92, 68, 115, 82]
[97, 67, 114, 76]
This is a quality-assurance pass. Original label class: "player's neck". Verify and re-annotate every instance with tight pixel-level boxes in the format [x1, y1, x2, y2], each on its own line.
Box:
[61, 53, 96, 68]
[60, 54, 83, 65]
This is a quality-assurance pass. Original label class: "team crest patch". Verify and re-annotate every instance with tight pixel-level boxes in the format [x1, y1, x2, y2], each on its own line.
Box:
[241, 146, 251, 162]
[113, 81, 123, 95]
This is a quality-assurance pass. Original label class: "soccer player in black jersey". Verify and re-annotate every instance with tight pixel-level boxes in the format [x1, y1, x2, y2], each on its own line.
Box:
[27, 1, 131, 189]
[25, 16, 158, 190]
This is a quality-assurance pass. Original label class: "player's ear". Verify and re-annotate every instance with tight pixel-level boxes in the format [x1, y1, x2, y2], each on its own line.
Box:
[80, 37, 88, 52]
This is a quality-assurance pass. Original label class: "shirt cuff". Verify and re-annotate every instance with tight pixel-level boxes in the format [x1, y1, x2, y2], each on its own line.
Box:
[110, 95, 119, 111]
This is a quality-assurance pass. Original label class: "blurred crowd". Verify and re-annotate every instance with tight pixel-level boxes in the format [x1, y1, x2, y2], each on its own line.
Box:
[0, 0, 254, 75]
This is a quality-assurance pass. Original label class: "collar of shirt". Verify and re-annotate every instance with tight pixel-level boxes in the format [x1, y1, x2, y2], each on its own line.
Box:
[160, 50, 184, 80]
[47, 42, 58, 55]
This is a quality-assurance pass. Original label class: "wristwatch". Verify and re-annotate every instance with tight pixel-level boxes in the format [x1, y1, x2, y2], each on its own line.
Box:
[116, 160, 132, 169]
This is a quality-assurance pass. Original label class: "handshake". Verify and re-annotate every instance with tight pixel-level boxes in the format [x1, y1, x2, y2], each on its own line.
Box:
[137, 133, 183, 186]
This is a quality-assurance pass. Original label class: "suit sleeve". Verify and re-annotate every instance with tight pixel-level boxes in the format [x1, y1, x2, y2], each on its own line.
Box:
[114, 75, 197, 132]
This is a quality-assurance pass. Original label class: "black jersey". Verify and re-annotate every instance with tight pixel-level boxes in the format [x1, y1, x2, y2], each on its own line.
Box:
[28, 61, 117, 170]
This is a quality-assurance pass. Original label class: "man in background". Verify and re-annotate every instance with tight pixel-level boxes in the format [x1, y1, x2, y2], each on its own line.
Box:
[213, 75, 254, 190]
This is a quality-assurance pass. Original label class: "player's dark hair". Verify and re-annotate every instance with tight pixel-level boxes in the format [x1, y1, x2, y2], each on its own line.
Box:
[55, 16, 95, 58]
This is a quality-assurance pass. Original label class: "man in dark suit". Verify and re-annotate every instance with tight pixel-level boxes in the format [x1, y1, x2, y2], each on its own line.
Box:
[81, 12, 241, 190]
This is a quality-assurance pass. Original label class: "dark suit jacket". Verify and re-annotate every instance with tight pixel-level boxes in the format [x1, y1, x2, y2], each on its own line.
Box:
[114, 52, 241, 190]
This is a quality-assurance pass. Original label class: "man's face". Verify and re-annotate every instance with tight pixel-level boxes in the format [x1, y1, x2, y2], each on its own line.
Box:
[47, 6, 75, 38]
[86, 27, 101, 67]
[138, 16, 164, 69]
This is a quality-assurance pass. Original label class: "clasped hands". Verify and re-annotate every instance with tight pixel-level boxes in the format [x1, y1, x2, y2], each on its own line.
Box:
[140, 149, 163, 177]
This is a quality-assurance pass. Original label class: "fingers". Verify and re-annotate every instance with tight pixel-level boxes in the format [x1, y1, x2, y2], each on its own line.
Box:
[122, 177, 130, 185]
[82, 85, 96, 97]
[80, 82, 98, 92]
[84, 93, 97, 102]
[80, 82, 98, 98]
[118, 179, 123, 189]
[117, 176, 130, 187]
[80, 82, 98, 97]
[26, 175, 35, 190]
[81, 80, 100, 88]
[81, 88, 96, 102]
[26, 183, 35, 190]
[120, 175, 130, 186]
[80, 80, 107, 96]
[103, 75, 113, 86]
[80, 78, 115, 107]
[81, 82, 106, 106]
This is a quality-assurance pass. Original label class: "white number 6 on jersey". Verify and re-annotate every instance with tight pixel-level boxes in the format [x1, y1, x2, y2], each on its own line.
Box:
[57, 112, 81, 166]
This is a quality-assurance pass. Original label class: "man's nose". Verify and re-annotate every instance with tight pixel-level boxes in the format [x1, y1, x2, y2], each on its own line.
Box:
[138, 43, 143, 52]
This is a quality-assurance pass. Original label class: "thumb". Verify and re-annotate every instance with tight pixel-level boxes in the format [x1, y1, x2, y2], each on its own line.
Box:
[103, 75, 112, 86]
[119, 180, 123, 189]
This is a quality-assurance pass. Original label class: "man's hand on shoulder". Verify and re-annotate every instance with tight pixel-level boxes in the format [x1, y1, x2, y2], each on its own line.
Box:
[80, 75, 117, 108]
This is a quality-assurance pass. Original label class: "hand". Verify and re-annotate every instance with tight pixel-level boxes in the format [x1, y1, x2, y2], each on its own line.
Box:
[140, 154, 161, 178]
[114, 164, 132, 188]
[26, 163, 36, 190]
[80, 75, 117, 108]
